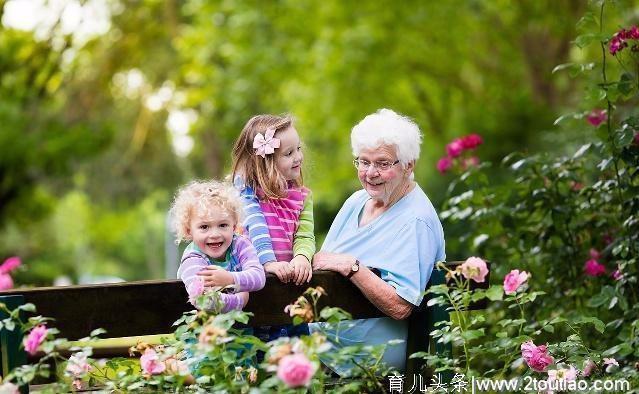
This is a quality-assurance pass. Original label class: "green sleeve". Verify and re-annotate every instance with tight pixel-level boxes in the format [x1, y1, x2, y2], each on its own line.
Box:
[293, 191, 316, 263]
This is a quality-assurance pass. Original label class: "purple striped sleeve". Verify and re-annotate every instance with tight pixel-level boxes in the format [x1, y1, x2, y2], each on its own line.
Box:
[230, 236, 266, 292]
[177, 254, 208, 303]
[220, 293, 245, 312]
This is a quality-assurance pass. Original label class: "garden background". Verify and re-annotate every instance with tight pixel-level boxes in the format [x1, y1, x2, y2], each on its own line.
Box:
[1, 0, 638, 389]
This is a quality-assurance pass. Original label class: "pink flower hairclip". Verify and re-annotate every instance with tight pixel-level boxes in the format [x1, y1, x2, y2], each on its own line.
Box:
[253, 127, 280, 158]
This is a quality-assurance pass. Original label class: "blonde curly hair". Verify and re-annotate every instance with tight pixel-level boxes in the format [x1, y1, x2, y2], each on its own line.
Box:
[170, 180, 243, 243]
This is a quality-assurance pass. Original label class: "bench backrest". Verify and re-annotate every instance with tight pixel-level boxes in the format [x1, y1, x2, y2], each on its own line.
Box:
[0, 262, 488, 381]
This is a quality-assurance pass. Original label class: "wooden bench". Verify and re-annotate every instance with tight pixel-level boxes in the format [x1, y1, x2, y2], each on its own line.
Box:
[0, 262, 489, 390]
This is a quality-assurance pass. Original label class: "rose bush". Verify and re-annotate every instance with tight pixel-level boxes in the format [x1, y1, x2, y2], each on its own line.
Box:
[423, 1, 638, 389]
[0, 285, 392, 393]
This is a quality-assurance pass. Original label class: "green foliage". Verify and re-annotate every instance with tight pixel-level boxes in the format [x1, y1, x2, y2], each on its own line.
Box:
[427, 0, 639, 384]
[0, 287, 394, 392]
[0, 0, 604, 283]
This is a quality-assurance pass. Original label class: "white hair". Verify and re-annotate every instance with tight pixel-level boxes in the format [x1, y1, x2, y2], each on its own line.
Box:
[351, 108, 422, 164]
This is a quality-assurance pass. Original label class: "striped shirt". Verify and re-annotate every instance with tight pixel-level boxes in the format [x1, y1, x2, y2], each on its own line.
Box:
[177, 235, 265, 312]
[260, 186, 309, 261]
[237, 180, 315, 264]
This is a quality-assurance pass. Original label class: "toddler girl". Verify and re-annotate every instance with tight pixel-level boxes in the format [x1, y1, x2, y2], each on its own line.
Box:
[231, 114, 315, 286]
[171, 180, 266, 312]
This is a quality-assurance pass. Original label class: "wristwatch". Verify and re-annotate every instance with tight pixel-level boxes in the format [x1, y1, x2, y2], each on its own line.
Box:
[346, 259, 360, 279]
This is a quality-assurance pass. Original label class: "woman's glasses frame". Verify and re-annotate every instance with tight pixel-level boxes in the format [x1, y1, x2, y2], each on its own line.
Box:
[353, 158, 400, 172]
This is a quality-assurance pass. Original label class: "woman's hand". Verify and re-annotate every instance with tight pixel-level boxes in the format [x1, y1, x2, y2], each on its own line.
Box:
[264, 261, 294, 283]
[289, 255, 313, 285]
[196, 266, 234, 288]
[312, 251, 354, 277]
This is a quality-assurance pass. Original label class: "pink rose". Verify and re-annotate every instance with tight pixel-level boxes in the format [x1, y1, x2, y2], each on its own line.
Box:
[0, 256, 21, 274]
[446, 138, 464, 158]
[629, 26, 639, 39]
[458, 257, 489, 283]
[65, 352, 92, 378]
[0, 273, 13, 291]
[548, 365, 577, 383]
[603, 357, 618, 367]
[187, 277, 205, 305]
[140, 348, 166, 375]
[609, 34, 628, 55]
[276, 354, 316, 388]
[461, 133, 483, 150]
[586, 109, 607, 126]
[582, 359, 596, 377]
[521, 340, 554, 372]
[612, 269, 622, 280]
[461, 156, 480, 170]
[589, 248, 601, 260]
[584, 259, 606, 277]
[23, 325, 48, 355]
[436, 156, 453, 174]
[503, 269, 529, 295]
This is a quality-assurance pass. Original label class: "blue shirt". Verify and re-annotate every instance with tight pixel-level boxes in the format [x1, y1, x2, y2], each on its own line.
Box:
[309, 184, 445, 375]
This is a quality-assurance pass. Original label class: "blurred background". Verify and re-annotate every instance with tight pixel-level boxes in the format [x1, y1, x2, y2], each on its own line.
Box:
[0, 0, 632, 285]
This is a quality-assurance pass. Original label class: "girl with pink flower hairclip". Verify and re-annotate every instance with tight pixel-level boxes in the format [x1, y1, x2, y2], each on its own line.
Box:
[230, 114, 315, 341]
[231, 114, 315, 286]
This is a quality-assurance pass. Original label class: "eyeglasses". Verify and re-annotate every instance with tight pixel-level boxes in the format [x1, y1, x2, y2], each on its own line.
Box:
[353, 158, 400, 172]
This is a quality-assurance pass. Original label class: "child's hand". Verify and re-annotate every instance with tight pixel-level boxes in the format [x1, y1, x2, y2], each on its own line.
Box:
[264, 261, 294, 283]
[197, 266, 235, 288]
[289, 255, 312, 285]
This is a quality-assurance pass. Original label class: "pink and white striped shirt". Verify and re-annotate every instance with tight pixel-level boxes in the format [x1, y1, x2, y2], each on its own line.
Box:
[258, 185, 310, 261]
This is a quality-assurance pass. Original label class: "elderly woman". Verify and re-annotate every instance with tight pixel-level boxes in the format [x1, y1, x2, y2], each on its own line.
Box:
[310, 108, 445, 375]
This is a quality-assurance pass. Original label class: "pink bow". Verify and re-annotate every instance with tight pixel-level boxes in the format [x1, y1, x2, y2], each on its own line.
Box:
[253, 127, 280, 158]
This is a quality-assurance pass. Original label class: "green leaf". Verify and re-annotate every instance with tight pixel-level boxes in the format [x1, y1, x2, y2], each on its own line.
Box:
[542, 324, 554, 333]
[471, 290, 486, 302]
[472, 234, 489, 247]
[461, 329, 485, 341]
[221, 350, 236, 364]
[576, 12, 598, 31]
[511, 159, 527, 171]
[575, 316, 605, 333]
[486, 285, 503, 301]
[90, 328, 107, 337]
[3, 320, 15, 331]
[551, 62, 595, 77]
[574, 33, 606, 48]
[573, 143, 591, 159]
[597, 158, 613, 171]
[18, 303, 36, 313]
[552, 62, 576, 74]
[614, 123, 635, 147]
[618, 73, 634, 95]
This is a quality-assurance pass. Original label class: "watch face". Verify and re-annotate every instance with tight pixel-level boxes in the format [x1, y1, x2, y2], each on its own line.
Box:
[352, 263, 359, 272]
